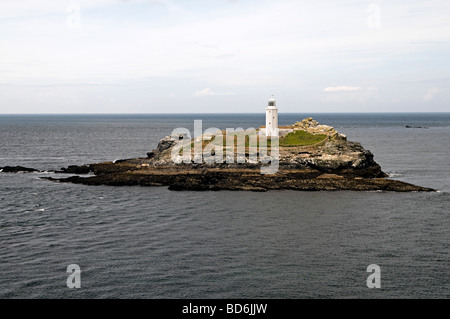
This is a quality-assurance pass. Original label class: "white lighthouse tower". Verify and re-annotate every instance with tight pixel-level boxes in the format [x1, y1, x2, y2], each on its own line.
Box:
[265, 95, 278, 137]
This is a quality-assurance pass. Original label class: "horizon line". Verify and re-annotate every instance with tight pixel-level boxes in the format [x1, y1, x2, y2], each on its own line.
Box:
[1, 111, 450, 115]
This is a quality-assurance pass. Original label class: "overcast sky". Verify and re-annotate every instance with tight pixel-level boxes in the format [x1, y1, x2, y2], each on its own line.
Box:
[1, 0, 449, 113]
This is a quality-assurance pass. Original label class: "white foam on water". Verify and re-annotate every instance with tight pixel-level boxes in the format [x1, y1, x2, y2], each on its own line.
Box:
[388, 172, 403, 177]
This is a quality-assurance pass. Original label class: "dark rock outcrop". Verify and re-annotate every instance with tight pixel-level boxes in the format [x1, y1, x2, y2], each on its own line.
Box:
[406, 125, 428, 129]
[57, 165, 91, 174]
[0, 166, 39, 173]
[42, 166, 433, 192]
[147, 135, 178, 159]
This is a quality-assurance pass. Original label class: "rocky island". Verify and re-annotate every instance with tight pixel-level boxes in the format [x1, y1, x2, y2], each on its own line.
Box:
[26, 117, 433, 192]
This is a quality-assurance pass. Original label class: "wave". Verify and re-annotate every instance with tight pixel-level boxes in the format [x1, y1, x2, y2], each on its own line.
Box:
[388, 172, 403, 177]
[36, 171, 55, 174]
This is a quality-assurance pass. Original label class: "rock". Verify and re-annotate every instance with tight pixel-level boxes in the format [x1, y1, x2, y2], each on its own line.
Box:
[147, 136, 179, 159]
[45, 166, 434, 192]
[58, 165, 91, 174]
[157, 136, 176, 152]
[317, 173, 344, 179]
[405, 125, 428, 129]
[0, 166, 39, 173]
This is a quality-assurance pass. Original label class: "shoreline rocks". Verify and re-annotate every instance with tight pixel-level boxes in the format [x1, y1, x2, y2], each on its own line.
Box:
[57, 165, 92, 174]
[42, 166, 434, 192]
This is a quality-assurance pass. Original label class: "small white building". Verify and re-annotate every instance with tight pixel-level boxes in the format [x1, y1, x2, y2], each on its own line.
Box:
[265, 95, 278, 137]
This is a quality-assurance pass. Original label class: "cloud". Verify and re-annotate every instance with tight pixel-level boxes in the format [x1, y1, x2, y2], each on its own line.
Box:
[422, 87, 439, 101]
[323, 86, 361, 92]
[323, 87, 378, 103]
[1, 1, 450, 112]
[193, 88, 234, 97]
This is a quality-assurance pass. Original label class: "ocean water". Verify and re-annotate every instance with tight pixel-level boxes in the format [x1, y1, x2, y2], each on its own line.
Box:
[0, 113, 448, 298]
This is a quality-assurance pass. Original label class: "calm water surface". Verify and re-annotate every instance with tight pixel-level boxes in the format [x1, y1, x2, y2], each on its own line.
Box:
[0, 113, 449, 298]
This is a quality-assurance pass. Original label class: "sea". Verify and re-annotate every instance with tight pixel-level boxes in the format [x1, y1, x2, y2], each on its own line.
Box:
[0, 113, 448, 299]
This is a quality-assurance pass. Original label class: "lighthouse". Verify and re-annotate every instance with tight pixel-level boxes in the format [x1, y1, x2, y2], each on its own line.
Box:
[265, 95, 278, 137]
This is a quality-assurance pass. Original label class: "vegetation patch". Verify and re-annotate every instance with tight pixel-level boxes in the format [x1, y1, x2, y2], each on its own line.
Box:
[179, 130, 326, 156]
[279, 130, 327, 147]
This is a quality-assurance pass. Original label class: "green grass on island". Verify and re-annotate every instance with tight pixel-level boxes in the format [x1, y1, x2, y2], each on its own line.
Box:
[279, 130, 327, 147]
[180, 130, 327, 155]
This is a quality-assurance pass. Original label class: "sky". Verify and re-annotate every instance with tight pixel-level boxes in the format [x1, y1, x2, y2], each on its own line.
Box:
[0, 0, 449, 113]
